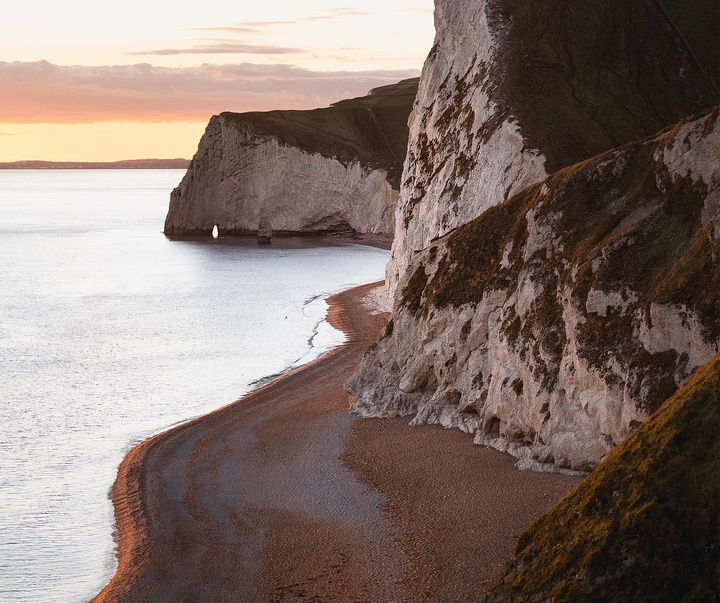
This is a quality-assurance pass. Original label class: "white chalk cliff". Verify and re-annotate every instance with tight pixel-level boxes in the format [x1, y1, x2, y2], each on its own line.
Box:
[165, 79, 418, 237]
[349, 107, 720, 471]
[350, 0, 719, 471]
[386, 0, 717, 291]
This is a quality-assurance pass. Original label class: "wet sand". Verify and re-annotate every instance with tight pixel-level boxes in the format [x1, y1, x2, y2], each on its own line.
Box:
[92, 282, 580, 603]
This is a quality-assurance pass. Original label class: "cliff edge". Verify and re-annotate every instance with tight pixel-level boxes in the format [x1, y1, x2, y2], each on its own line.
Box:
[164, 79, 418, 238]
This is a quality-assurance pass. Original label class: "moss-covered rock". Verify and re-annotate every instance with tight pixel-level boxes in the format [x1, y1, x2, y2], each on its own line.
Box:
[487, 354, 720, 603]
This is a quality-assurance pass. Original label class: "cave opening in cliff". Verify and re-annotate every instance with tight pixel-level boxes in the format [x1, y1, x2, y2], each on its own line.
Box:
[212, 224, 219, 238]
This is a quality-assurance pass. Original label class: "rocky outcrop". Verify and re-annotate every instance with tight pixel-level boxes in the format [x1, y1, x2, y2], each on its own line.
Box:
[164, 79, 418, 238]
[487, 353, 720, 602]
[348, 107, 720, 471]
[386, 0, 719, 291]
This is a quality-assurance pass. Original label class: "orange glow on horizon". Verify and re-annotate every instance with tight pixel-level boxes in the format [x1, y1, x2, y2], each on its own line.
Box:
[0, 122, 208, 162]
[0, 1, 434, 162]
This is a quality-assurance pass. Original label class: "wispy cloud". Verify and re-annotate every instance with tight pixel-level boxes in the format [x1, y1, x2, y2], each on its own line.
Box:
[234, 21, 295, 27]
[0, 60, 419, 124]
[235, 8, 373, 27]
[131, 11, 373, 57]
[128, 43, 305, 56]
[193, 26, 258, 34]
[327, 8, 372, 16]
[171, 8, 374, 50]
[0, 132, 14, 136]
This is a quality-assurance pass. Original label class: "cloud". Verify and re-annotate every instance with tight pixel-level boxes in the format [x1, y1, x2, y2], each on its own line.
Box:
[329, 8, 372, 16]
[130, 10, 378, 57]
[0, 60, 419, 124]
[234, 21, 295, 26]
[0, 132, 14, 136]
[234, 8, 373, 27]
[193, 26, 259, 34]
[128, 43, 305, 56]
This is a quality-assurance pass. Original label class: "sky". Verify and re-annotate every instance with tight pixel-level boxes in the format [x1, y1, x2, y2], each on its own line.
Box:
[0, 1, 435, 161]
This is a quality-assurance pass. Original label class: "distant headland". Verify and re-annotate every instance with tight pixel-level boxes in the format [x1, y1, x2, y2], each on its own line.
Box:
[0, 159, 190, 169]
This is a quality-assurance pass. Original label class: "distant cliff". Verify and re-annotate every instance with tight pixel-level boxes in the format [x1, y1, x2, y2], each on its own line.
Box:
[164, 79, 418, 238]
[0, 159, 189, 169]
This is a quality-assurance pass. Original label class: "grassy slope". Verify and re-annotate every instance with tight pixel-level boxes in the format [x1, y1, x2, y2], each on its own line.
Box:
[487, 354, 720, 602]
[220, 78, 418, 189]
[489, 0, 719, 173]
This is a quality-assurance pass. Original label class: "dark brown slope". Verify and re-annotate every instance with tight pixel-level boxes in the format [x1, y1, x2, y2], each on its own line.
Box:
[487, 0, 719, 174]
[220, 78, 418, 189]
[657, 0, 720, 90]
[487, 354, 720, 603]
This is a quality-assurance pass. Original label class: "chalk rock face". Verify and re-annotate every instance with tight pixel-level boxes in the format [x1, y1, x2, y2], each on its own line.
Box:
[386, 0, 719, 291]
[348, 108, 720, 471]
[165, 79, 418, 237]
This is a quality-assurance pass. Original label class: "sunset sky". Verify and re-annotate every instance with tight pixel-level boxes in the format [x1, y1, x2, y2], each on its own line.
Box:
[0, 1, 434, 161]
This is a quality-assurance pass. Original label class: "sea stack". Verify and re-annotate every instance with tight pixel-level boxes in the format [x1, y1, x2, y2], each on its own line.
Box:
[257, 215, 272, 244]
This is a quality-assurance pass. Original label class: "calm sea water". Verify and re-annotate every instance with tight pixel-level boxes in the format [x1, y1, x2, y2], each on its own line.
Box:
[0, 170, 389, 602]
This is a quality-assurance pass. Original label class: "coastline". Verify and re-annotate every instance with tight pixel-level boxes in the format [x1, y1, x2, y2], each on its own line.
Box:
[92, 281, 580, 602]
[165, 232, 394, 251]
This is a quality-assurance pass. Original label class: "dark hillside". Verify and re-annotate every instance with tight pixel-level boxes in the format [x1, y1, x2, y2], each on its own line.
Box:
[487, 354, 720, 602]
[488, 0, 719, 173]
[657, 0, 720, 90]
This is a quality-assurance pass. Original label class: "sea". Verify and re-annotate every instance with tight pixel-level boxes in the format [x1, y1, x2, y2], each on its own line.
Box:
[0, 170, 390, 602]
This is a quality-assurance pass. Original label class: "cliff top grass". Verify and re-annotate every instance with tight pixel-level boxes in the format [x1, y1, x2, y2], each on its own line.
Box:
[487, 354, 720, 603]
[488, 0, 719, 173]
[219, 78, 418, 189]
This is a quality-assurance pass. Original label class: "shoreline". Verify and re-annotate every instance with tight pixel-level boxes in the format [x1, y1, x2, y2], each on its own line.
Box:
[92, 281, 580, 602]
[91, 281, 399, 602]
[166, 232, 394, 251]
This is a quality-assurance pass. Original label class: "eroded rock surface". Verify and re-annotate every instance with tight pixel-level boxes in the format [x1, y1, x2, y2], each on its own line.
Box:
[348, 108, 720, 471]
[386, 0, 719, 291]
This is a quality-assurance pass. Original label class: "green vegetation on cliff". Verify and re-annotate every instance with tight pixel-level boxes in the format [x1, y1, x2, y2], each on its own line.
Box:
[487, 354, 720, 602]
[401, 107, 719, 409]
